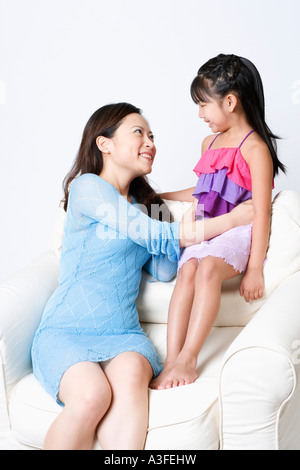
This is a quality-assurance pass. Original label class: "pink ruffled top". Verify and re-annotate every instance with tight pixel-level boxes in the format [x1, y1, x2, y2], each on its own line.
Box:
[193, 131, 255, 218]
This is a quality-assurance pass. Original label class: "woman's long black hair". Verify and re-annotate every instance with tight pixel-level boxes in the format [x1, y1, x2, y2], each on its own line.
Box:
[190, 54, 286, 176]
[62, 103, 169, 220]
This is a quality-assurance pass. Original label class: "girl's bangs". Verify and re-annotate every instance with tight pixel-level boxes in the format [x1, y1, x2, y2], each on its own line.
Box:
[190, 76, 214, 104]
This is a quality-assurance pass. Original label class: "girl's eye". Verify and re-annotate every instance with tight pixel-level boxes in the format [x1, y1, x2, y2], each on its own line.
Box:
[149, 134, 154, 141]
[134, 129, 142, 134]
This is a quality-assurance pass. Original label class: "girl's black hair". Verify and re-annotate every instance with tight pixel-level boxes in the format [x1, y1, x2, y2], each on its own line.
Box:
[190, 54, 286, 176]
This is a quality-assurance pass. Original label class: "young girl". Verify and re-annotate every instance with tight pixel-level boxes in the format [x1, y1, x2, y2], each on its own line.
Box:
[151, 54, 286, 390]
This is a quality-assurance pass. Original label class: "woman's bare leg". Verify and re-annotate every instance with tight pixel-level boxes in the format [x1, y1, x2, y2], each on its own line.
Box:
[97, 352, 153, 450]
[157, 256, 240, 389]
[44, 361, 112, 450]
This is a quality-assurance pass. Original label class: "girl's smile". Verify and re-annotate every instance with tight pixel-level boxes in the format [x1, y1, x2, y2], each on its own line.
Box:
[198, 100, 227, 133]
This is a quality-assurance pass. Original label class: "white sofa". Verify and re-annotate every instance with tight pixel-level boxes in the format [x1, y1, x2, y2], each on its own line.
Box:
[0, 190, 300, 450]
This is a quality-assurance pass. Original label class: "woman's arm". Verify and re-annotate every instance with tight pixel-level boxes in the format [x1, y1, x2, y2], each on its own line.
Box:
[239, 143, 273, 302]
[160, 187, 196, 202]
[143, 254, 177, 282]
[70, 174, 253, 263]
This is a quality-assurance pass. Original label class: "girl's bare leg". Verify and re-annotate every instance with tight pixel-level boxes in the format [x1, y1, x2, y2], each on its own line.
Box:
[44, 361, 112, 450]
[150, 258, 198, 389]
[157, 256, 240, 389]
[97, 352, 153, 450]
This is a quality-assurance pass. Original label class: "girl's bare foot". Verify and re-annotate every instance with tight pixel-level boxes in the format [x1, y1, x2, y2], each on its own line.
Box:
[150, 361, 175, 390]
[150, 355, 198, 390]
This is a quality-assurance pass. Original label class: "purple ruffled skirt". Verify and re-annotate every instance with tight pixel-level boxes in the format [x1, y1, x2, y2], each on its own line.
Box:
[178, 223, 252, 273]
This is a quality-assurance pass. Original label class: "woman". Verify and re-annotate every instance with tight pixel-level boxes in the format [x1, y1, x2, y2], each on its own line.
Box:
[31, 102, 253, 450]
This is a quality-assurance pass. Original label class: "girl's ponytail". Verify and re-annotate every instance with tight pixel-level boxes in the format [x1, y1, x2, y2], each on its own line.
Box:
[236, 56, 286, 175]
[191, 54, 286, 176]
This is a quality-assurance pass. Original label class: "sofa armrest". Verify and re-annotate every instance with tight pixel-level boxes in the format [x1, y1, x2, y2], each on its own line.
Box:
[0, 251, 59, 391]
[219, 271, 300, 450]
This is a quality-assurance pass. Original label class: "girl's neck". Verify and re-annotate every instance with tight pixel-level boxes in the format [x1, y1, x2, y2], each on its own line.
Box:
[218, 115, 253, 146]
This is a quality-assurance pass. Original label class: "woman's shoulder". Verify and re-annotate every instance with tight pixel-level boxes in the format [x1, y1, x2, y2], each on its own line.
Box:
[71, 173, 110, 191]
[72, 173, 100, 185]
[69, 173, 114, 202]
[67, 173, 119, 218]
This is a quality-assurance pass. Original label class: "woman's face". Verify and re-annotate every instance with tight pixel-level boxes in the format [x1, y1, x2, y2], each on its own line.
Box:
[101, 113, 156, 178]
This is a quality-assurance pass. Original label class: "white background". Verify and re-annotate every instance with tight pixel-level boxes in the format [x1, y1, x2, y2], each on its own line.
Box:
[1, 0, 300, 282]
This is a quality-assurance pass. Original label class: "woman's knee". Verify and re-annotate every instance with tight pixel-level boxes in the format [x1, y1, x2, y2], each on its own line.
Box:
[128, 354, 153, 388]
[105, 352, 152, 393]
[79, 380, 112, 418]
[59, 362, 112, 423]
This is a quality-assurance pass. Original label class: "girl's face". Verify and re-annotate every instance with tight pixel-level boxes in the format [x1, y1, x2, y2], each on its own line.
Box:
[197, 98, 229, 133]
[101, 113, 156, 178]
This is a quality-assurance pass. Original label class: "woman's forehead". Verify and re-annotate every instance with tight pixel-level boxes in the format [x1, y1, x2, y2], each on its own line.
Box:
[121, 113, 151, 130]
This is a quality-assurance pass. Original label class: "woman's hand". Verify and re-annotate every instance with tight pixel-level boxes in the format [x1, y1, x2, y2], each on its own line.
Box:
[181, 199, 197, 223]
[229, 200, 254, 228]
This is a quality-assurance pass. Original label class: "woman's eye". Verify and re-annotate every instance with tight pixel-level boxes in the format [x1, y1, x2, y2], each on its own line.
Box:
[133, 129, 154, 141]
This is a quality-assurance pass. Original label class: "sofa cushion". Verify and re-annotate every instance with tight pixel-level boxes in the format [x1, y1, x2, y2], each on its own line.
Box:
[263, 191, 300, 296]
[9, 372, 219, 450]
[9, 326, 242, 450]
[137, 271, 253, 326]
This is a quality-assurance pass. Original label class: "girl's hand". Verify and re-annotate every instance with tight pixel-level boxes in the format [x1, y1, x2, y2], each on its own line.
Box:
[240, 268, 264, 302]
[230, 200, 254, 228]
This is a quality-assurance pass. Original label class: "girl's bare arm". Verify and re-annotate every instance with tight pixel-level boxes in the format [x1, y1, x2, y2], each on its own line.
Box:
[179, 200, 254, 247]
[239, 142, 274, 301]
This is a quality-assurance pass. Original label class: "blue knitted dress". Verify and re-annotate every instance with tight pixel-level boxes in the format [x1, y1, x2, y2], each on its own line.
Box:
[31, 173, 180, 405]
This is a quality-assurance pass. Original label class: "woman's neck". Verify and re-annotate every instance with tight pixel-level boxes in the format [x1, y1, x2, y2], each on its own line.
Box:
[99, 167, 132, 202]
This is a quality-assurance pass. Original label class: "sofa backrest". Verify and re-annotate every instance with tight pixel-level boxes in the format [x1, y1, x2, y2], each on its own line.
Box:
[51, 190, 300, 327]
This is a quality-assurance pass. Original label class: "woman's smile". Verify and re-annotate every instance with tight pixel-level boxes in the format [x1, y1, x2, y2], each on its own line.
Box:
[139, 151, 154, 162]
